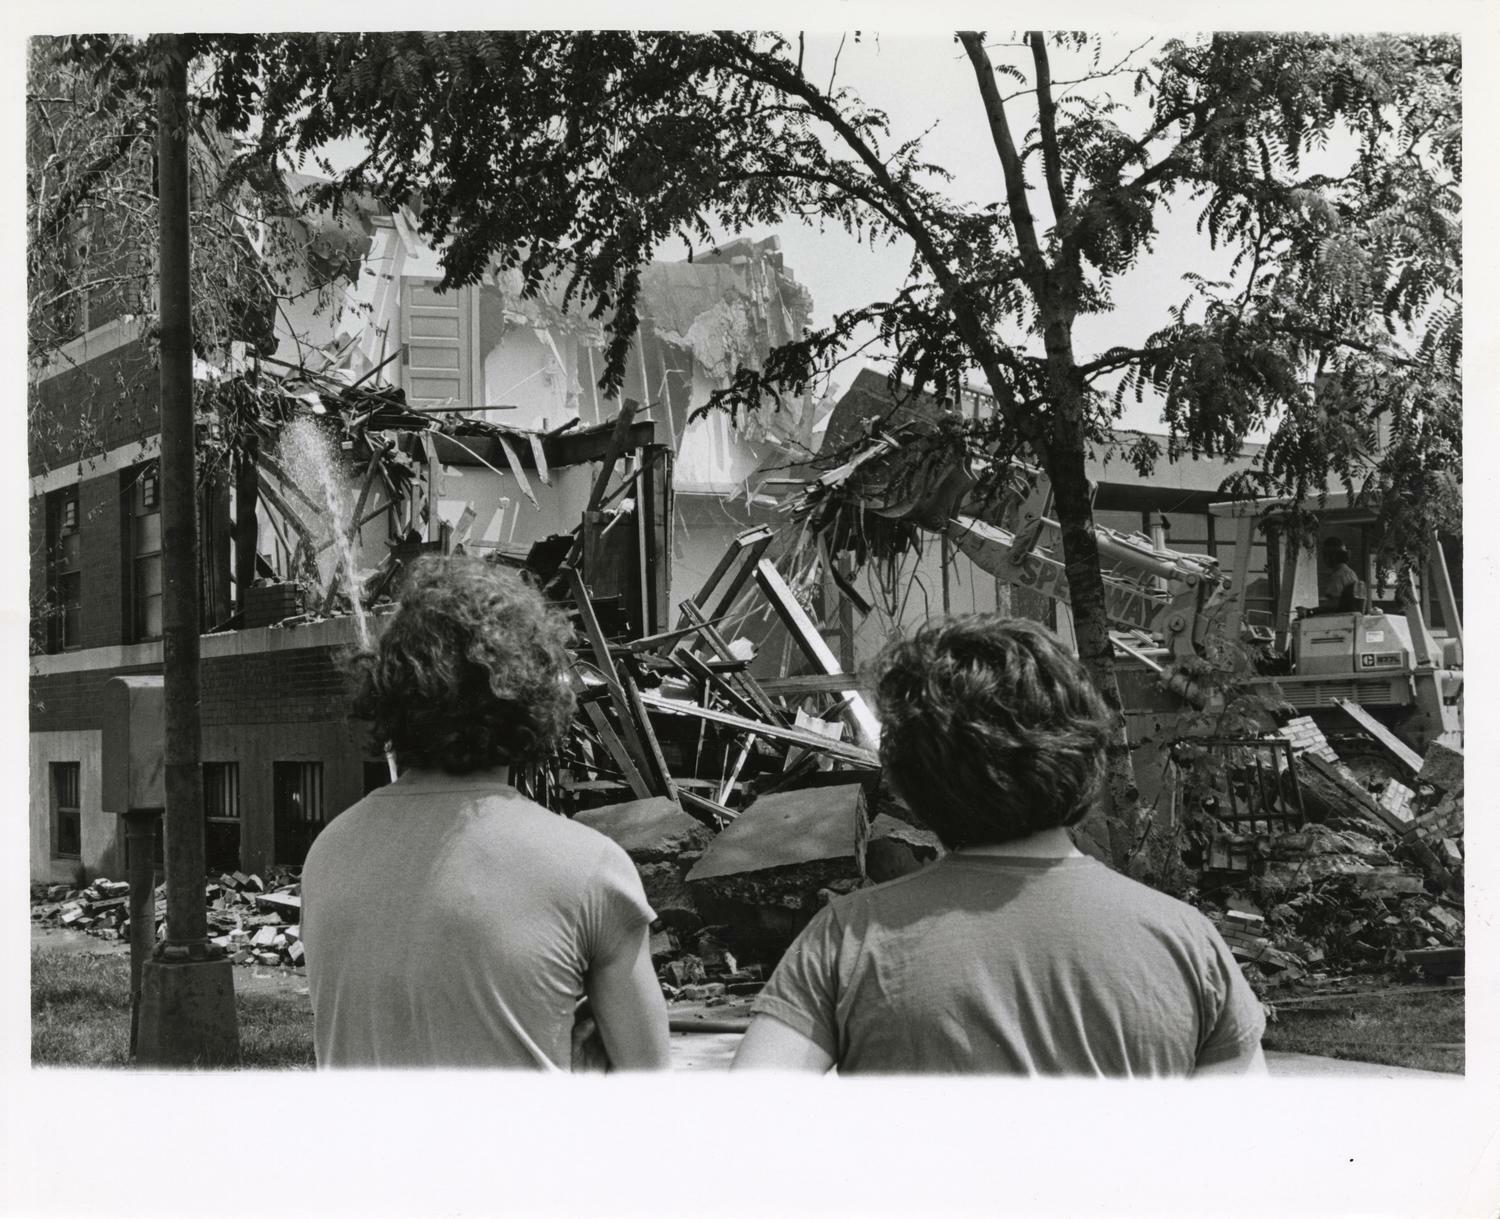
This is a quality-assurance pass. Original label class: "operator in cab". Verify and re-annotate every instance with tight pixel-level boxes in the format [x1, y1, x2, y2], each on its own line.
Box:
[1319, 538, 1364, 613]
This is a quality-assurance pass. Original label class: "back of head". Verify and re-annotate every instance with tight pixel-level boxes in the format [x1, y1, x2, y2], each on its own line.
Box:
[1323, 538, 1350, 566]
[874, 615, 1113, 849]
[348, 556, 576, 774]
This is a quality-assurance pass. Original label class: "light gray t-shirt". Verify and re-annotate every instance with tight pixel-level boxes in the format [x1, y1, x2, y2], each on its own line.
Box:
[1323, 563, 1362, 608]
[752, 853, 1264, 1075]
[302, 768, 654, 1069]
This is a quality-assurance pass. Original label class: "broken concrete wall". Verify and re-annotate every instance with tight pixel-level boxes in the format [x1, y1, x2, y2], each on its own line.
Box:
[684, 783, 940, 961]
[573, 796, 714, 932]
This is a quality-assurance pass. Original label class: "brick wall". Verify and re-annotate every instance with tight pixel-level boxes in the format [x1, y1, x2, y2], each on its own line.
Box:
[199, 648, 352, 726]
[32, 644, 353, 735]
[31, 640, 376, 874]
[30, 339, 159, 478]
[78, 472, 127, 650]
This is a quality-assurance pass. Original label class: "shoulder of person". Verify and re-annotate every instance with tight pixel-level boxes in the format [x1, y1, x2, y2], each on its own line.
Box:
[1094, 865, 1222, 935]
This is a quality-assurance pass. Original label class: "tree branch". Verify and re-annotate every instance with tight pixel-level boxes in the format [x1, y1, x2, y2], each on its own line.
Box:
[1028, 32, 1071, 225]
[714, 32, 1032, 422]
[958, 32, 1049, 285]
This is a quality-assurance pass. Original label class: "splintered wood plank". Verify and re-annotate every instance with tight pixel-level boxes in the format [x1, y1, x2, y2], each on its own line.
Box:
[569, 565, 660, 795]
[581, 702, 652, 801]
[620, 669, 678, 804]
[636, 692, 880, 769]
[1336, 700, 1424, 776]
[752, 558, 881, 749]
[677, 599, 788, 726]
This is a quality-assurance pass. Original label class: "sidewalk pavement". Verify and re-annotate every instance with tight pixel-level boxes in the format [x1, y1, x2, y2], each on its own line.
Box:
[668, 1033, 1461, 1079]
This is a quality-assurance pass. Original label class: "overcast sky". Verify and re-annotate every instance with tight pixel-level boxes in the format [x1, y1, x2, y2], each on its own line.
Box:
[681, 32, 1246, 433]
[323, 32, 1354, 436]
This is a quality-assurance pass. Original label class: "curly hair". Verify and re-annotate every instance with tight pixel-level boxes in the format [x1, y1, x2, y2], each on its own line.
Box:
[347, 556, 577, 774]
[874, 615, 1113, 849]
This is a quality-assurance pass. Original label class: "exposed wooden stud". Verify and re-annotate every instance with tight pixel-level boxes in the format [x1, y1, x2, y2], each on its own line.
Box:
[752, 558, 881, 749]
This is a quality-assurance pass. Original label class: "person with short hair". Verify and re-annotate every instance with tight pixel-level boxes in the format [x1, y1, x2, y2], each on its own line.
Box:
[732, 615, 1266, 1076]
[1320, 538, 1364, 612]
[302, 556, 669, 1070]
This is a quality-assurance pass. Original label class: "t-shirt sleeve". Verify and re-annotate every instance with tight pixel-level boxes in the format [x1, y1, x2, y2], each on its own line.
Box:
[749, 903, 842, 1060]
[581, 839, 656, 964]
[1195, 919, 1268, 1068]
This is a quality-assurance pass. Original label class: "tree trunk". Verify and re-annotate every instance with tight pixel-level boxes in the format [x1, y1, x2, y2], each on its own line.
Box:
[1042, 337, 1140, 867]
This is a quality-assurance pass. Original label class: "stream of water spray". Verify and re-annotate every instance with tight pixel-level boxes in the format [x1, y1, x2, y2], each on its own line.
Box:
[277, 418, 397, 780]
[277, 417, 370, 649]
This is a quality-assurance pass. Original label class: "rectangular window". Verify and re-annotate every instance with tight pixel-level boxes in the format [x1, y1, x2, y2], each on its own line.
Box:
[202, 762, 241, 873]
[44, 489, 82, 652]
[51, 762, 81, 860]
[273, 761, 325, 867]
[128, 463, 163, 641]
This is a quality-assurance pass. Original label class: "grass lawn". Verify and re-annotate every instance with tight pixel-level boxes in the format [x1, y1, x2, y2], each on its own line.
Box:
[33, 946, 1465, 1074]
[1261, 985, 1464, 1074]
[31, 948, 315, 1069]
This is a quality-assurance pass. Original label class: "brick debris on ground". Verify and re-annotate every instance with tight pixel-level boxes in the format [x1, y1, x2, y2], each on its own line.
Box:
[1199, 719, 1464, 996]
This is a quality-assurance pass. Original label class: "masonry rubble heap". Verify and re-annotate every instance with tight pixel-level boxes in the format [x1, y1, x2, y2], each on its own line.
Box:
[1200, 717, 1463, 993]
[31, 867, 308, 970]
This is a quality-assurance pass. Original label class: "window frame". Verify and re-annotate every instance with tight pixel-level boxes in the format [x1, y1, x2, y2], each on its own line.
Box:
[50, 761, 82, 861]
[43, 488, 83, 653]
[126, 462, 164, 643]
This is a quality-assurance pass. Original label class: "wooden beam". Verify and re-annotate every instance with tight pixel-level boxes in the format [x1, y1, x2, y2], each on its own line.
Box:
[580, 701, 652, 800]
[752, 558, 881, 749]
[676, 787, 737, 827]
[1336, 700, 1424, 776]
[568, 565, 660, 795]
[586, 400, 640, 514]
[677, 599, 788, 726]
[707, 528, 776, 622]
[676, 649, 762, 722]
[636, 692, 881, 768]
[667, 525, 775, 646]
[624, 615, 732, 653]
[756, 673, 877, 698]
[620, 669, 677, 803]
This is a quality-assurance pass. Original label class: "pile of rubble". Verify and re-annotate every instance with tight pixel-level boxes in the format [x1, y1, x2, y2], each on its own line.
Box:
[1199, 717, 1464, 992]
[31, 868, 308, 970]
[574, 786, 941, 987]
[31, 878, 134, 938]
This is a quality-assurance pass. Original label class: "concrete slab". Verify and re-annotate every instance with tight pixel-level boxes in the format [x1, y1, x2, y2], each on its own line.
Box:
[686, 784, 865, 882]
[573, 796, 712, 862]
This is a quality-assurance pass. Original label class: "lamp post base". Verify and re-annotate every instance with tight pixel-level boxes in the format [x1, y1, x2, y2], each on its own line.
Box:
[134, 957, 240, 1068]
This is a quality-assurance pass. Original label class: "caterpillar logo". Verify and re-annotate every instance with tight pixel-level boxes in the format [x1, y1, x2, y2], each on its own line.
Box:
[1361, 654, 1401, 669]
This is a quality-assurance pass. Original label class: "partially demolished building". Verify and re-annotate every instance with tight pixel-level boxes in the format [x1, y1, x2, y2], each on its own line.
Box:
[25, 191, 1296, 886]
[28, 186, 826, 881]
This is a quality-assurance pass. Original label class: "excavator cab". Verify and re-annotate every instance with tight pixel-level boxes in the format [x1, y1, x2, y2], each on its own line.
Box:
[1209, 494, 1462, 752]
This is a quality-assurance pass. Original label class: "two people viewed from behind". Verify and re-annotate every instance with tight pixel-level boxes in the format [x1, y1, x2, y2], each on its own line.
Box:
[301, 556, 669, 1070]
[733, 615, 1267, 1076]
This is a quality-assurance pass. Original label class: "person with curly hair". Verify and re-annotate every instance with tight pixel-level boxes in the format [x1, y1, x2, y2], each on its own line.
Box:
[733, 615, 1266, 1076]
[301, 556, 669, 1070]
